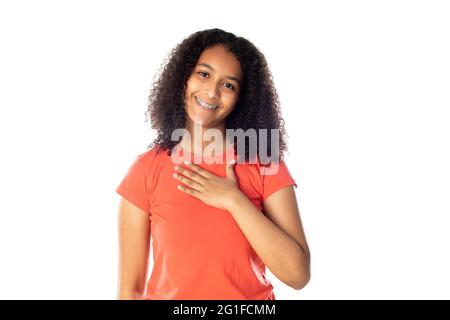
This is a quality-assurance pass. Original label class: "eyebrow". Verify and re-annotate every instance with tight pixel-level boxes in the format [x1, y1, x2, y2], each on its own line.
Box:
[197, 63, 241, 87]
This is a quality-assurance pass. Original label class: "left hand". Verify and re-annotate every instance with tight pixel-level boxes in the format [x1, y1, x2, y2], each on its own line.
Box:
[172, 159, 242, 210]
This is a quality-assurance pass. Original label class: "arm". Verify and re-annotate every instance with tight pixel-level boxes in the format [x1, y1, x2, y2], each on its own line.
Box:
[226, 186, 310, 290]
[117, 197, 151, 299]
[172, 161, 310, 289]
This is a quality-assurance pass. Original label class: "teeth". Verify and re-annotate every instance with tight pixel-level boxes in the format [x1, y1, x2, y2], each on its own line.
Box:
[196, 97, 218, 110]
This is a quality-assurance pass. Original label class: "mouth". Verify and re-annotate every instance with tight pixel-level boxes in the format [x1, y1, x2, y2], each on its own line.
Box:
[194, 96, 219, 112]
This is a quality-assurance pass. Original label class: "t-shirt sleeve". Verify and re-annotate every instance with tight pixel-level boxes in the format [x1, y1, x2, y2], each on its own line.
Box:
[261, 159, 297, 202]
[115, 156, 151, 215]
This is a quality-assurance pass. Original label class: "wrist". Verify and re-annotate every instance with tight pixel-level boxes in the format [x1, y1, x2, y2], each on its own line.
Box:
[225, 189, 246, 212]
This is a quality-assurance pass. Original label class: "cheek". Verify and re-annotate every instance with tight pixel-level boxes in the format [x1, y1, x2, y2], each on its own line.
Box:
[185, 77, 201, 96]
[223, 93, 239, 110]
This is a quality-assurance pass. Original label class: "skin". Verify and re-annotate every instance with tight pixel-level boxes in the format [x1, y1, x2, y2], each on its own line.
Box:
[179, 44, 242, 156]
[117, 45, 310, 299]
[117, 198, 150, 299]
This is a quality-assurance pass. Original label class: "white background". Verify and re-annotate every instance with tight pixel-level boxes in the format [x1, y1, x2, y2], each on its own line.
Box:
[0, 0, 449, 299]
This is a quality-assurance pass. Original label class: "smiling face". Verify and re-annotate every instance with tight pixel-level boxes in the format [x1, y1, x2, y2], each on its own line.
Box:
[184, 45, 243, 132]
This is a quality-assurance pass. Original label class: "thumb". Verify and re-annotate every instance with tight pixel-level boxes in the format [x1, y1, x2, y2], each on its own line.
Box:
[226, 159, 237, 182]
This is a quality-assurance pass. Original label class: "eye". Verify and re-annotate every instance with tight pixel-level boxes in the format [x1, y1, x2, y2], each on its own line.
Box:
[224, 83, 235, 90]
[198, 71, 209, 78]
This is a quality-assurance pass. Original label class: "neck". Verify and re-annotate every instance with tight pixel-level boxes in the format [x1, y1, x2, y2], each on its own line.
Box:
[180, 121, 231, 157]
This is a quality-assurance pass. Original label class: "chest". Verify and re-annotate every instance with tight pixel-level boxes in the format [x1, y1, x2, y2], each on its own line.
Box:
[148, 162, 264, 258]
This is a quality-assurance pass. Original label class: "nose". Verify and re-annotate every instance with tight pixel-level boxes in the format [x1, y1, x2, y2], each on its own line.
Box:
[204, 82, 220, 100]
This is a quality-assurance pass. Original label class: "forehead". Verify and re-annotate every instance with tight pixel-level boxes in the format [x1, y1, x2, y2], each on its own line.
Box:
[197, 45, 243, 80]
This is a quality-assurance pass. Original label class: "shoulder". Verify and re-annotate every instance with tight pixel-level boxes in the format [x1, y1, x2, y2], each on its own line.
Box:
[233, 155, 283, 187]
[135, 144, 168, 168]
[125, 144, 170, 200]
[234, 156, 295, 204]
[236, 154, 290, 177]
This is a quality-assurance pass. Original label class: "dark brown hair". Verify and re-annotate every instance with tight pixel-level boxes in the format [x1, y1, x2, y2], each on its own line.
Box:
[145, 28, 288, 163]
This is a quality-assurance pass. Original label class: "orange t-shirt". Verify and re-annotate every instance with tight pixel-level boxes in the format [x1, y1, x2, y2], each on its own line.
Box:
[115, 143, 297, 300]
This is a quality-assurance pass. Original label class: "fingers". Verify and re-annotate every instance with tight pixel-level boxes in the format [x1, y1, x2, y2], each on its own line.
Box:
[182, 161, 212, 179]
[174, 164, 208, 184]
[177, 184, 201, 197]
[173, 170, 203, 191]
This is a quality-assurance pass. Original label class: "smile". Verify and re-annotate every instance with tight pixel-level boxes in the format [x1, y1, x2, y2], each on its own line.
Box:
[195, 96, 219, 111]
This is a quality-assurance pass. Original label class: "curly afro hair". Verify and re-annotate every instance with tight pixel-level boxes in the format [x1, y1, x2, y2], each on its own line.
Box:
[145, 28, 289, 164]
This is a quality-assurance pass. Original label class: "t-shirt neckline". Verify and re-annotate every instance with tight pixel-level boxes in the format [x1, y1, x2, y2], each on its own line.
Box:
[175, 142, 236, 164]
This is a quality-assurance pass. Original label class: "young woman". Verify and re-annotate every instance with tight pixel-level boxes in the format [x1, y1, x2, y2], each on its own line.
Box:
[116, 28, 310, 300]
